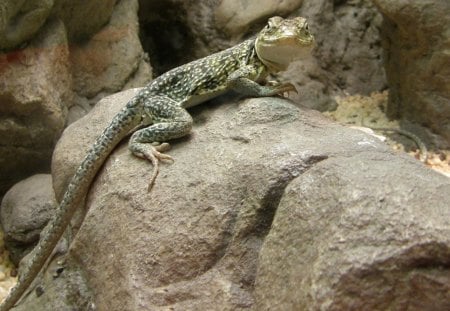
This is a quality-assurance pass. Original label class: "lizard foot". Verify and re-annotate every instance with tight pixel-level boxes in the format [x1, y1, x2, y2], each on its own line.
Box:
[274, 82, 298, 97]
[132, 142, 174, 191]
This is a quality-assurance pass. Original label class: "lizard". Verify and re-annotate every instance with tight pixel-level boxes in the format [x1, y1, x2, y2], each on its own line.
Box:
[0, 16, 315, 310]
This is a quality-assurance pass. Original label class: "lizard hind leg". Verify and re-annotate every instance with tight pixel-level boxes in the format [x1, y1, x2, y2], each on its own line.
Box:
[128, 95, 193, 191]
[130, 142, 173, 191]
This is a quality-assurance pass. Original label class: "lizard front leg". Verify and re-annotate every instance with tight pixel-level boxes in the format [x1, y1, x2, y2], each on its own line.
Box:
[129, 95, 193, 190]
[227, 64, 296, 97]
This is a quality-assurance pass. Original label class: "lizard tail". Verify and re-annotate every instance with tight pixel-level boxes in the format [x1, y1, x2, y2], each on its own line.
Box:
[0, 102, 142, 310]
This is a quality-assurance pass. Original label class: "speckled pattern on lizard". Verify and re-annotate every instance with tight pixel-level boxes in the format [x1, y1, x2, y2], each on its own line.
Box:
[0, 16, 315, 310]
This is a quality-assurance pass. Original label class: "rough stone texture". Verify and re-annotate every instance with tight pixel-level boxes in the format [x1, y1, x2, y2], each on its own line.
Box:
[298, 0, 386, 94]
[0, 174, 57, 265]
[12, 89, 450, 310]
[68, 0, 152, 123]
[52, 0, 117, 42]
[0, 0, 116, 50]
[372, 0, 450, 143]
[255, 154, 450, 310]
[0, 0, 151, 195]
[0, 0, 54, 50]
[214, 0, 304, 40]
[0, 19, 72, 196]
[12, 257, 93, 311]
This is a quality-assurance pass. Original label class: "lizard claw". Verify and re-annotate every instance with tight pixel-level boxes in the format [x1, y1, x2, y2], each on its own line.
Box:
[153, 142, 173, 160]
[275, 82, 298, 97]
[132, 142, 174, 191]
[146, 143, 174, 191]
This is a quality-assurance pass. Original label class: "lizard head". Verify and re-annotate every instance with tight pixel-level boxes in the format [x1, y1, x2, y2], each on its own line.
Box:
[255, 16, 315, 72]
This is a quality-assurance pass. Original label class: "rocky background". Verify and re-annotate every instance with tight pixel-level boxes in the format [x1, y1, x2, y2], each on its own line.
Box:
[0, 0, 449, 310]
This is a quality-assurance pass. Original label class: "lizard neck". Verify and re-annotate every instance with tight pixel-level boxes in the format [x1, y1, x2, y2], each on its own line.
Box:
[254, 37, 288, 73]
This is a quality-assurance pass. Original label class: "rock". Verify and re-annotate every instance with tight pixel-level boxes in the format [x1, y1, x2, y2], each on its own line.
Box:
[372, 0, 450, 143]
[298, 0, 386, 95]
[0, 0, 54, 50]
[68, 0, 152, 123]
[16, 89, 450, 310]
[0, 19, 72, 195]
[254, 152, 450, 310]
[215, 0, 304, 40]
[0, 0, 116, 50]
[0, 174, 57, 265]
[52, 0, 116, 42]
[0, 0, 151, 194]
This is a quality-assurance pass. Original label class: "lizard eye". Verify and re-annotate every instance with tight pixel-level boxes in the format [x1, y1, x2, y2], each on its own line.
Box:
[268, 16, 283, 28]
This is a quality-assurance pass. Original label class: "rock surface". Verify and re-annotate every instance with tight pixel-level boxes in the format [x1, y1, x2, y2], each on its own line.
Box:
[68, 0, 152, 123]
[0, 0, 54, 50]
[0, 19, 71, 195]
[52, 0, 116, 42]
[0, 174, 56, 265]
[0, 0, 116, 50]
[255, 152, 450, 310]
[372, 0, 450, 143]
[12, 89, 450, 310]
[0, 0, 151, 195]
[299, 0, 386, 95]
[215, 0, 304, 40]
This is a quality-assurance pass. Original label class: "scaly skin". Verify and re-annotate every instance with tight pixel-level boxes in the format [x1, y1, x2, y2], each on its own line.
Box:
[0, 16, 314, 310]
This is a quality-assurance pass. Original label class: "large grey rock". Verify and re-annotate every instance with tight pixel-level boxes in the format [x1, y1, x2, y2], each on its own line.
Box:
[13, 89, 450, 310]
[372, 0, 450, 143]
[255, 153, 450, 310]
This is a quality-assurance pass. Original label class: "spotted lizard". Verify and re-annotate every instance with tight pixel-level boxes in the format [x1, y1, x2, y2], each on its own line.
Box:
[0, 16, 315, 310]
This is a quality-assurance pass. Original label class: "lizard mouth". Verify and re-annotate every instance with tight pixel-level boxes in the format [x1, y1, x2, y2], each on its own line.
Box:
[258, 32, 315, 46]
[255, 35, 315, 70]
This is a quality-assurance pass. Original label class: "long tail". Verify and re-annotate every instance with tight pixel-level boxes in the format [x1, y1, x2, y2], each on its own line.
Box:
[0, 101, 142, 310]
